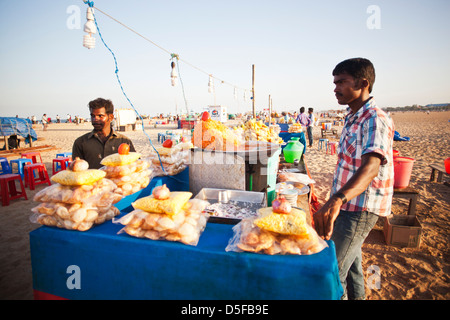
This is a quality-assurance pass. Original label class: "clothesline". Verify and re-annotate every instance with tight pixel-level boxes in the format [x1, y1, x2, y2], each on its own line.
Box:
[82, 0, 251, 95]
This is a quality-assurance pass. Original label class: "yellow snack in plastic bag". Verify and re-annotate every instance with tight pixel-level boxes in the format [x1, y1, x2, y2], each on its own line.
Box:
[132, 191, 193, 216]
[154, 146, 177, 157]
[51, 169, 106, 186]
[100, 152, 141, 166]
[254, 207, 308, 236]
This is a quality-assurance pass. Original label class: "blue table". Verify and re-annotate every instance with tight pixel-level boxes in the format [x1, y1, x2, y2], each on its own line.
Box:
[30, 223, 342, 300]
[29, 167, 343, 300]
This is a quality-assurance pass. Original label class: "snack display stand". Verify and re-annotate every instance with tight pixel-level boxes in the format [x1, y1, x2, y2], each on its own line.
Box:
[29, 166, 343, 300]
[30, 187, 342, 300]
[29, 119, 343, 300]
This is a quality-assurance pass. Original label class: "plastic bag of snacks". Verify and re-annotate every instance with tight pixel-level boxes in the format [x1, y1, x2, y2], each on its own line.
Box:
[148, 141, 191, 177]
[99, 144, 152, 197]
[100, 159, 153, 197]
[253, 207, 309, 236]
[132, 191, 193, 216]
[33, 178, 120, 204]
[225, 206, 327, 255]
[192, 112, 242, 151]
[30, 158, 121, 231]
[288, 123, 303, 133]
[232, 119, 283, 144]
[30, 201, 120, 231]
[114, 197, 209, 246]
[51, 168, 106, 186]
[100, 152, 141, 166]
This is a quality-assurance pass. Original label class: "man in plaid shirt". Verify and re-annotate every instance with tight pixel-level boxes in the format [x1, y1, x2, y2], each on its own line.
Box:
[314, 58, 394, 300]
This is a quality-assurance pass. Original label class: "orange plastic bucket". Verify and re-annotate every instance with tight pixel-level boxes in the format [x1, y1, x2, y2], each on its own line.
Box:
[445, 157, 450, 174]
[393, 157, 415, 188]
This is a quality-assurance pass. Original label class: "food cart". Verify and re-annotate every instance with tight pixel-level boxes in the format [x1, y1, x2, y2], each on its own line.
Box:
[29, 119, 343, 300]
[189, 141, 281, 206]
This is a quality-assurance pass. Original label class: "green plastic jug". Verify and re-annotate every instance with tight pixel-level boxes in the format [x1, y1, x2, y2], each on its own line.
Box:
[283, 137, 304, 163]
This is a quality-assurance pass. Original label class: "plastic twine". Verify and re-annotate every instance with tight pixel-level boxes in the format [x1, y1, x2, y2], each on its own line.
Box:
[83, 1, 166, 174]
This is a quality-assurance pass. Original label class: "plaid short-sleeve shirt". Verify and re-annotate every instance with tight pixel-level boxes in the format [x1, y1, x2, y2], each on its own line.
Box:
[331, 98, 395, 216]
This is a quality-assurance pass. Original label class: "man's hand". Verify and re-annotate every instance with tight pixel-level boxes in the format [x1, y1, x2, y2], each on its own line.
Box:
[314, 197, 343, 240]
[314, 153, 383, 240]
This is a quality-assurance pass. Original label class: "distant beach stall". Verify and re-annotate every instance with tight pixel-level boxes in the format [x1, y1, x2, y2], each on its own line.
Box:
[0, 117, 38, 149]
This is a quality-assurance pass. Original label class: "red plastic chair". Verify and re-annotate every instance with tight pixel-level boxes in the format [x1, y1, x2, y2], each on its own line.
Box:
[0, 174, 28, 206]
[327, 142, 339, 155]
[24, 163, 51, 190]
[21, 151, 43, 164]
[52, 157, 71, 175]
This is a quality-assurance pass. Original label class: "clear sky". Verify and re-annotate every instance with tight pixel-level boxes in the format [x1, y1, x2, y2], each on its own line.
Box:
[0, 0, 449, 119]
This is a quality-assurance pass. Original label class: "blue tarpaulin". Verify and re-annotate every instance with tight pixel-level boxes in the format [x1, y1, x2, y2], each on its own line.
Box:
[394, 130, 410, 141]
[0, 117, 37, 143]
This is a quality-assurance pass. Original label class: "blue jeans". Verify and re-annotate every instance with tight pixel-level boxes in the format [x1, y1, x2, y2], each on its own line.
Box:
[307, 126, 313, 147]
[331, 210, 379, 300]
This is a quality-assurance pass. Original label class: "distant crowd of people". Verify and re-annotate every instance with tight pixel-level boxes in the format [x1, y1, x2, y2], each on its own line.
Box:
[29, 113, 88, 127]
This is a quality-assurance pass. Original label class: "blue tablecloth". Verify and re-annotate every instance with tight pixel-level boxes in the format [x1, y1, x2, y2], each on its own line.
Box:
[30, 222, 342, 300]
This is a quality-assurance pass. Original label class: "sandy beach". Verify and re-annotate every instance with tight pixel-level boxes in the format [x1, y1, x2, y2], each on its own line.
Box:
[0, 111, 449, 300]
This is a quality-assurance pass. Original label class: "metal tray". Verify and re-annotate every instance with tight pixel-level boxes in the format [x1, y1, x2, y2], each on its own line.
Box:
[194, 188, 267, 224]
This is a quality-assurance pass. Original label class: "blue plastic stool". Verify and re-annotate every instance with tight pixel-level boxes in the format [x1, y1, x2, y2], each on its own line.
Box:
[318, 139, 328, 151]
[161, 134, 172, 144]
[10, 158, 32, 180]
[0, 157, 12, 175]
[56, 152, 72, 158]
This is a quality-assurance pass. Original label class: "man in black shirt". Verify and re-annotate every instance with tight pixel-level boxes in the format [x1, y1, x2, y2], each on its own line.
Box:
[72, 98, 136, 169]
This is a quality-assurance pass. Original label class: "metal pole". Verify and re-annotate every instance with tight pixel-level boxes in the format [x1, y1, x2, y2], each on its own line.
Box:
[252, 64, 255, 118]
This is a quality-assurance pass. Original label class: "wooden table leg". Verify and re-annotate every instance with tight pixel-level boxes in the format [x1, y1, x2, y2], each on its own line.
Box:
[408, 196, 418, 215]
[430, 168, 436, 182]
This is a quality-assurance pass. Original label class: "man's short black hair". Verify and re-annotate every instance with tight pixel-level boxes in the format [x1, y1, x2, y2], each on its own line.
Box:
[88, 98, 114, 114]
[332, 58, 376, 93]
